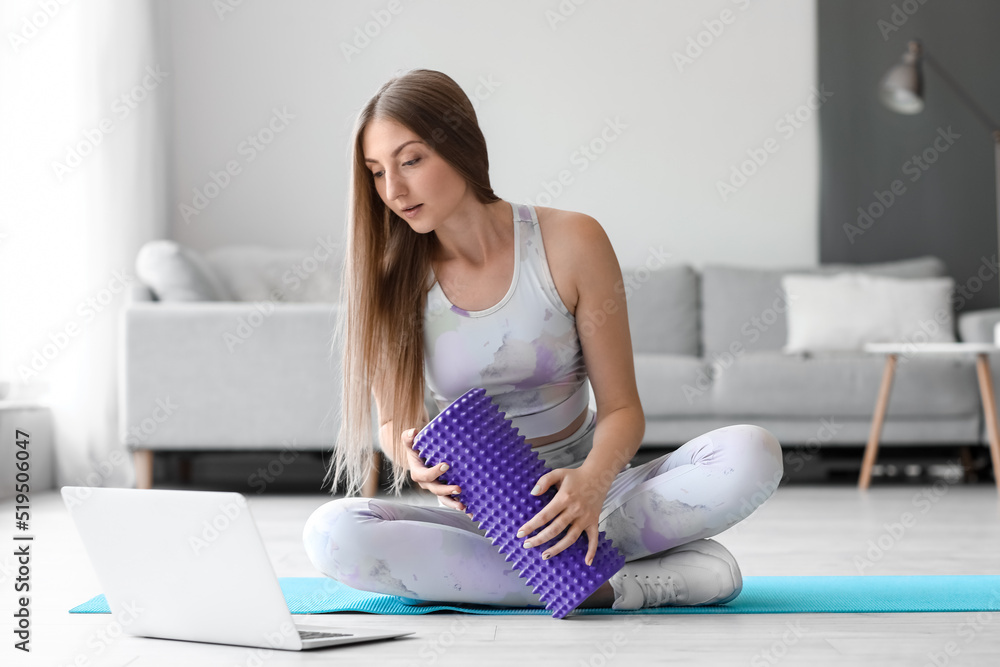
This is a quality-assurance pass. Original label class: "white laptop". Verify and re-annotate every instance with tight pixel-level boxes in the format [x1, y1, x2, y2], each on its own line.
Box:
[61, 486, 414, 651]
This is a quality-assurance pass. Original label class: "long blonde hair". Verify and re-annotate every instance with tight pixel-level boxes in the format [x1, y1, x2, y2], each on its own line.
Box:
[324, 69, 501, 497]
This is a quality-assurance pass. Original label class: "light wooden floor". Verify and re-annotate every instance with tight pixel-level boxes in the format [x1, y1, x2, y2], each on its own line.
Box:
[3, 481, 1000, 667]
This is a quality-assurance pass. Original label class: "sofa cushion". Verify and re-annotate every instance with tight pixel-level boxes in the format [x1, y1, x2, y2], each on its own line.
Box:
[135, 240, 233, 301]
[700, 256, 947, 355]
[633, 353, 714, 416]
[782, 273, 955, 352]
[204, 245, 340, 303]
[621, 264, 699, 356]
[710, 350, 979, 418]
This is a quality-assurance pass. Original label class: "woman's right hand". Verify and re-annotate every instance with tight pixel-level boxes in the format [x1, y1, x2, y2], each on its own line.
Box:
[403, 427, 467, 513]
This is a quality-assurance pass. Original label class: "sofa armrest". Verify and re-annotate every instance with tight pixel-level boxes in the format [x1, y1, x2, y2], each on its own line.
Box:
[127, 282, 155, 304]
[119, 302, 342, 450]
[957, 308, 1000, 344]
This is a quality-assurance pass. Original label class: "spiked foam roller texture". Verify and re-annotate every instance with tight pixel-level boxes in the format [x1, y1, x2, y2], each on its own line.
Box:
[413, 387, 625, 618]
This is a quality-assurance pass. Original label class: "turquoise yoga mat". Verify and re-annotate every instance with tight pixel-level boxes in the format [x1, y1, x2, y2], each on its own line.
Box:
[70, 575, 1000, 615]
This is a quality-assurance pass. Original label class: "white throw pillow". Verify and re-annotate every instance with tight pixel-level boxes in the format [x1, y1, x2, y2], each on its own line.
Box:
[135, 240, 233, 301]
[204, 246, 340, 303]
[781, 273, 955, 352]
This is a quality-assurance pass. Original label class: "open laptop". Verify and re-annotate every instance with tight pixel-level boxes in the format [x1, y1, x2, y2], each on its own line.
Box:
[61, 486, 414, 650]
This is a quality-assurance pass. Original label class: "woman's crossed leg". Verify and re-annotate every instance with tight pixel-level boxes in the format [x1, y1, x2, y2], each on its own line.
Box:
[302, 424, 783, 606]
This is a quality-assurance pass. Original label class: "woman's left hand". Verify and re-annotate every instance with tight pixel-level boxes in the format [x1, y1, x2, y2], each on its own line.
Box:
[515, 466, 612, 566]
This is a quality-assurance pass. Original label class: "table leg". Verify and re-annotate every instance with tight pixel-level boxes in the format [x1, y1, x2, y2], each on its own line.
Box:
[973, 354, 1000, 494]
[860, 353, 898, 490]
[133, 450, 153, 489]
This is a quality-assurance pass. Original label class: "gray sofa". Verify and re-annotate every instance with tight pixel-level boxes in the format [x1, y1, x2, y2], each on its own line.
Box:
[119, 282, 345, 488]
[622, 255, 1000, 452]
[121, 245, 1000, 492]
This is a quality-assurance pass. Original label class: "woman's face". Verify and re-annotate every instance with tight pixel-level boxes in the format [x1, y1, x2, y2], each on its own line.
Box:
[362, 117, 468, 233]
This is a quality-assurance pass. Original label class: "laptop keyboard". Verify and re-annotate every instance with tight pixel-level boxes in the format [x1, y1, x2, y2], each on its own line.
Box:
[299, 630, 354, 640]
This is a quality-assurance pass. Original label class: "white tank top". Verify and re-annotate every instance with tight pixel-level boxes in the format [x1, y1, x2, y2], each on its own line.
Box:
[423, 202, 589, 439]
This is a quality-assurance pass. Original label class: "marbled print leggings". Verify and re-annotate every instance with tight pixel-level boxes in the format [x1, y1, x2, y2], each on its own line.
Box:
[302, 419, 783, 607]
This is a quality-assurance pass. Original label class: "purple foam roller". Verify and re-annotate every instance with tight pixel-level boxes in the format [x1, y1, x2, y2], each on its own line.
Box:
[413, 387, 625, 618]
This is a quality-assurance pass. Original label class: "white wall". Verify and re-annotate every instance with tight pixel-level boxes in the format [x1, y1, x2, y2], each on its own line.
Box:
[164, 0, 817, 270]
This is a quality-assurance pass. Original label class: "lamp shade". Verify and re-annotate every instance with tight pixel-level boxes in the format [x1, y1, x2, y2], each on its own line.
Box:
[879, 41, 924, 114]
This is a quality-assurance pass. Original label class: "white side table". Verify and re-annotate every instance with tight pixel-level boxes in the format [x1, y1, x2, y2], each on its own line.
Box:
[861, 343, 1000, 493]
[0, 402, 55, 501]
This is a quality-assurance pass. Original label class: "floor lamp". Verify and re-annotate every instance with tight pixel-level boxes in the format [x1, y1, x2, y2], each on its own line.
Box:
[878, 40, 1000, 488]
[878, 39, 1000, 318]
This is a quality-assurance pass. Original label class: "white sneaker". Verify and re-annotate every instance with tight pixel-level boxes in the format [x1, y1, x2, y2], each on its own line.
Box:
[609, 538, 742, 610]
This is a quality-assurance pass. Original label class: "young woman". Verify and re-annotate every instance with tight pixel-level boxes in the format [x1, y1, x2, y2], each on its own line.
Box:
[303, 69, 783, 610]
